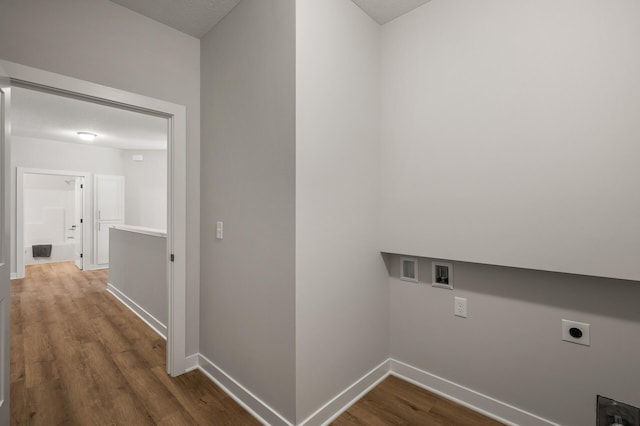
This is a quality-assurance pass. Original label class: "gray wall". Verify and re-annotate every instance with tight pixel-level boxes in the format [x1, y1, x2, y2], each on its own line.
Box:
[109, 228, 167, 328]
[295, 0, 389, 422]
[388, 254, 640, 426]
[200, 0, 296, 421]
[122, 150, 167, 230]
[379, 0, 640, 281]
[0, 0, 201, 355]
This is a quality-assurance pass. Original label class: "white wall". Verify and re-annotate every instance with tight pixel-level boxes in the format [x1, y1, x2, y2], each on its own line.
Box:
[381, 1, 640, 425]
[122, 150, 167, 230]
[379, 0, 640, 281]
[11, 136, 124, 271]
[200, 0, 296, 421]
[0, 0, 200, 355]
[295, 0, 389, 422]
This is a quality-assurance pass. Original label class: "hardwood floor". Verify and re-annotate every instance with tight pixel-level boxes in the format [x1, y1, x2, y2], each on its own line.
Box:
[12, 262, 503, 425]
[11, 262, 259, 425]
[332, 375, 504, 426]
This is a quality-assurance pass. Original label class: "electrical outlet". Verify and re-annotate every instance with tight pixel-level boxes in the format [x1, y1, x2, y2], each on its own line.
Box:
[454, 297, 467, 318]
[562, 319, 590, 346]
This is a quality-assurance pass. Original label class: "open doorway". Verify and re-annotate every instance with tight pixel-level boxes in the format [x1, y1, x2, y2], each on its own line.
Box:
[2, 59, 188, 377]
[17, 170, 87, 273]
[12, 85, 167, 274]
[12, 84, 171, 340]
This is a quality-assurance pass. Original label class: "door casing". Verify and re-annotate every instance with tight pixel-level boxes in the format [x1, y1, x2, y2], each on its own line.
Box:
[2, 59, 188, 377]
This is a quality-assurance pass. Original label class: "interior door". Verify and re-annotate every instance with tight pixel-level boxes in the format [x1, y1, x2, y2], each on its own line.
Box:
[95, 175, 124, 265]
[0, 63, 11, 425]
[74, 178, 84, 269]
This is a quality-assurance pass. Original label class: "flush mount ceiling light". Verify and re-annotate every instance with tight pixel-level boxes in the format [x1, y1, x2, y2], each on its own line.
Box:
[77, 131, 97, 142]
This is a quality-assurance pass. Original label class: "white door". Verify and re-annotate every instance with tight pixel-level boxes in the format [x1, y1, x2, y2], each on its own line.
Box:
[95, 175, 124, 265]
[74, 178, 84, 269]
[0, 63, 11, 424]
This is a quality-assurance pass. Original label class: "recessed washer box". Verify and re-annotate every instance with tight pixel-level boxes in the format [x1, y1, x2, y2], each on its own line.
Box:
[432, 261, 453, 289]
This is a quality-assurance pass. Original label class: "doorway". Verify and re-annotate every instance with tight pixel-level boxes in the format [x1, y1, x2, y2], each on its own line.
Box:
[1, 59, 188, 377]
[17, 169, 88, 277]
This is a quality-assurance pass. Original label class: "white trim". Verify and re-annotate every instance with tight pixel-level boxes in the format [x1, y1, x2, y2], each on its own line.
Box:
[106, 283, 167, 339]
[82, 264, 108, 271]
[189, 355, 559, 426]
[110, 224, 167, 238]
[389, 359, 561, 426]
[2, 59, 188, 377]
[184, 354, 199, 372]
[16, 167, 89, 279]
[299, 359, 390, 426]
[197, 353, 294, 426]
[9, 273, 17, 280]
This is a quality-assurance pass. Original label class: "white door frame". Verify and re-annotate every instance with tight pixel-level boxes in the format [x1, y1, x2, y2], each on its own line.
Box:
[2, 59, 188, 377]
[16, 168, 89, 277]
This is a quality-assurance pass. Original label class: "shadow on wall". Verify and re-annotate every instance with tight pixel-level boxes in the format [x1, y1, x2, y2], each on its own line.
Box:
[382, 253, 640, 324]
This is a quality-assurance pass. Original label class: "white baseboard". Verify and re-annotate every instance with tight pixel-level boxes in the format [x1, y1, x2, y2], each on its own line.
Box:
[84, 264, 109, 271]
[197, 353, 294, 426]
[299, 359, 390, 426]
[390, 359, 560, 426]
[190, 355, 559, 426]
[10, 273, 20, 280]
[106, 283, 167, 340]
[184, 354, 199, 372]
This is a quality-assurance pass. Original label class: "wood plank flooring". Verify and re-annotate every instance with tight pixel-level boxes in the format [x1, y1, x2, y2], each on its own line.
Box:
[11, 262, 259, 425]
[332, 375, 504, 426]
[12, 262, 503, 425]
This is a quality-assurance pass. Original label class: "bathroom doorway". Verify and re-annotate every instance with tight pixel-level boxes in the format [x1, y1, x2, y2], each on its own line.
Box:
[17, 168, 89, 276]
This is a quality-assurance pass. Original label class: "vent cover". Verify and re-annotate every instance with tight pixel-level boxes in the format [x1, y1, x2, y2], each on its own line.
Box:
[400, 257, 418, 283]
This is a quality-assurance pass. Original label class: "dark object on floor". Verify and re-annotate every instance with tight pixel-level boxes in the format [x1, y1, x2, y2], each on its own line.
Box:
[32, 244, 52, 257]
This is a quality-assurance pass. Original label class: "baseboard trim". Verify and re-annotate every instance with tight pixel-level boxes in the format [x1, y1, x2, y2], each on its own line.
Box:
[184, 354, 199, 372]
[191, 355, 559, 426]
[10, 273, 20, 280]
[197, 353, 294, 426]
[84, 264, 109, 271]
[299, 359, 390, 426]
[106, 283, 167, 340]
[390, 359, 560, 426]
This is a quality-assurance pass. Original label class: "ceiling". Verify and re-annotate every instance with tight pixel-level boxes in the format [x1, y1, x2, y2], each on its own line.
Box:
[12, 87, 168, 151]
[109, 0, 241, 38]
[107, 0, 431, 38]
[351, 0, 431, 25]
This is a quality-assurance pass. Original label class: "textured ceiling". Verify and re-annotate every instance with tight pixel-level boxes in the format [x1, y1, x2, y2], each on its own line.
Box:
[12, 87, 168, 151]
[109, 0, 241, 38]
[351, 0, 431, 25]
[109, 0, 430, 38]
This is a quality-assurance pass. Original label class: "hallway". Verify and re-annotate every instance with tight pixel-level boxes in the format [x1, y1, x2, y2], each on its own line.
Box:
[10, 262, 258, 425]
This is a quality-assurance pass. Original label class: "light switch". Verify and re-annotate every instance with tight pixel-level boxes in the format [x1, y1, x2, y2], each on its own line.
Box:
[216, 221, 223, 239]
